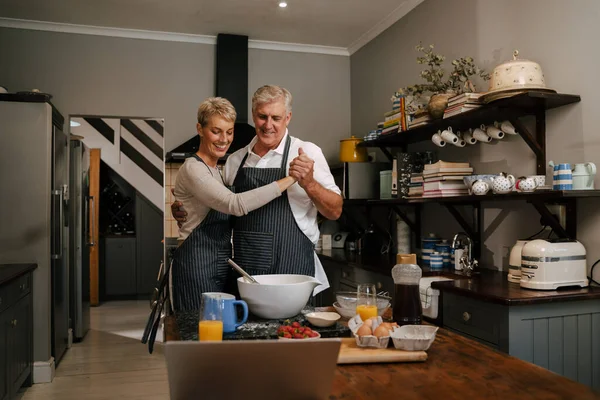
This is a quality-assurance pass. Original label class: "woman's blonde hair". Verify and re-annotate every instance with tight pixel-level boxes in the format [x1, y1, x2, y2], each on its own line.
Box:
[251, 85, 292, 114]
[197, 97, 237, 126]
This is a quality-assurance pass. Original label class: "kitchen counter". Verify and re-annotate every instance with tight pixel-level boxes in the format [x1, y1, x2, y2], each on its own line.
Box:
[0, 263, 36, 286]
[331, 326, 599, 399]
[431, 268, 600, 305]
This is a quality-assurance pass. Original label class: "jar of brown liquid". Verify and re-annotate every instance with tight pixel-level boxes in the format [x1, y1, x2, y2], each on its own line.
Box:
[391, 263, 423, 326]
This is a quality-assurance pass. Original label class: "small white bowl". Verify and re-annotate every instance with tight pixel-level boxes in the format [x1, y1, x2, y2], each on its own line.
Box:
[305, 312, 340, 327]
[390, 325, 438, 351]
[333, 302, 389, 320]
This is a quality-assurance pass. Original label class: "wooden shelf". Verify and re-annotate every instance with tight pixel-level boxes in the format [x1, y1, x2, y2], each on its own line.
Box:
[357, 92, 580, 149]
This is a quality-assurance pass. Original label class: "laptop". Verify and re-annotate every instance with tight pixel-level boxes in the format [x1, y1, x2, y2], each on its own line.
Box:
[164, 339, 342, 400]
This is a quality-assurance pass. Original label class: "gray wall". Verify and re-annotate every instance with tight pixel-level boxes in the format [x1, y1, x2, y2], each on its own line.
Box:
[0, 28, 351, 161]
[351, 0, 600, 279]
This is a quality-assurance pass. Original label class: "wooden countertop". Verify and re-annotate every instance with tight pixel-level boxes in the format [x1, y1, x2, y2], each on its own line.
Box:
[0, 263, 36, 286]
[332, 327, 599, 399]
[317, 249, 600, 305]
[431, 269, 600, 305]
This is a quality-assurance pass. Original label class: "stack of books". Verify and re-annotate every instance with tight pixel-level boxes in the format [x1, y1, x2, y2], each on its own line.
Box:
[407, 173, 423, 197]
[421, 161, 473, 198]
[407, 113, 432, 129]
[443, 93, 483, 119]
[382, 98, 408, 135]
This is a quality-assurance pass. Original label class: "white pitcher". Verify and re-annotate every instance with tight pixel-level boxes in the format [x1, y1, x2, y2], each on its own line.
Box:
[572, 162, 596, 190]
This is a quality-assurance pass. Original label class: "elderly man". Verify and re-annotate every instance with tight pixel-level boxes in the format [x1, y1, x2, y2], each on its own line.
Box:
[173, 85, 342, 294]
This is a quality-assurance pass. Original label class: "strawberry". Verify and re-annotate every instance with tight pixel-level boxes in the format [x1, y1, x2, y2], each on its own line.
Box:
[309, 331, 319, 338]
[297, 327, 305, 334]
[283, 332, 292, 338]
[293, 333, 304, 339]
[292, 321, 301, 328]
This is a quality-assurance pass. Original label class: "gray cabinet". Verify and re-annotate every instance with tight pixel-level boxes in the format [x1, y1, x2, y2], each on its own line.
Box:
[0, 270, 33, 400]
[105, 237, 137, 296]
[135, 193, 164, 297]
[442, 292, 600, 390]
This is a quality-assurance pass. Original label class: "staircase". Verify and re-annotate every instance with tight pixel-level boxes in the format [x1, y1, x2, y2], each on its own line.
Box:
[71, 116, 164, 210]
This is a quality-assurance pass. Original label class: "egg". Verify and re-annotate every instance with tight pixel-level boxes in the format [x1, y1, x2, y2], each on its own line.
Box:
[373, 325, 390, 338]
[357, 324, 372, 337]
[363, 318, 374, 328]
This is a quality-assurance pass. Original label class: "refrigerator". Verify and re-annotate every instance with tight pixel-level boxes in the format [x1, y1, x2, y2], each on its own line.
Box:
[69, 139, 91, 341]
[0, 96, 70, 366]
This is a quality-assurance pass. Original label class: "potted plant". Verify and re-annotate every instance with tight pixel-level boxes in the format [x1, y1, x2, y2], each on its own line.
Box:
[400, 44, 490, 119]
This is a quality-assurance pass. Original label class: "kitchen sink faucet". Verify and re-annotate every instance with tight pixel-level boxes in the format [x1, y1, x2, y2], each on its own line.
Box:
[452, 232, 478, 275]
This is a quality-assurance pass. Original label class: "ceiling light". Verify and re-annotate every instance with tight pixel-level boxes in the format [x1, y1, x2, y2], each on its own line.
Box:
[70, 120, 81, 127]
[279, 2, 287, 8]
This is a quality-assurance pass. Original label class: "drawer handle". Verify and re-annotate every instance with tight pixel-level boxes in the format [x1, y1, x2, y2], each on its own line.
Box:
[342, 271, 349, 279]
[11, 319, 18, 327]
[20, 283, 26, 291]
[376, 282, 383, 290]
[462, 312, 471, 322]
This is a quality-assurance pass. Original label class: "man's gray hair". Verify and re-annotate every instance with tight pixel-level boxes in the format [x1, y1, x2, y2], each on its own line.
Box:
[252, 85, 293, 114]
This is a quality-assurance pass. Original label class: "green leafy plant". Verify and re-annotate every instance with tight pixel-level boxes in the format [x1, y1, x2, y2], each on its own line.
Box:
[399, 43, 490, 98]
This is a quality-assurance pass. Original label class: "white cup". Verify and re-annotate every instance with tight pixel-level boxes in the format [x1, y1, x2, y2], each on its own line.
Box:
[462, 129, 478, 145]
[472, 126, 492, 143]
[500, 120, 517, 135]
[453, 139, 466, 147]
[440, 127, 459, 144]
[431, 133, 446, 147]
[485, 124, 505, 140]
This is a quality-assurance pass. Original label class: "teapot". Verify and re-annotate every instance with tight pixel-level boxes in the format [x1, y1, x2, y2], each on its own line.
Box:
[471, 180, 490, 195]
[515, 176, 538, 192]
[572, 162, 596, 190]
[491, 172, 515, 194]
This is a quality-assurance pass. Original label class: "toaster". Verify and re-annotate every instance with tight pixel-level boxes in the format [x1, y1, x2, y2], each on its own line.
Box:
[520, 239, 589, 290]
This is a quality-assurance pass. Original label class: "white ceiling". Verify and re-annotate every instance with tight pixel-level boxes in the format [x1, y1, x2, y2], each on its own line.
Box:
[0, 0, 423, 54]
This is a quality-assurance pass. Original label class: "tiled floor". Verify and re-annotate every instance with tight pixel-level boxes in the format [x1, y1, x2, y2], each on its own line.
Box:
[18, 301, 170, 400]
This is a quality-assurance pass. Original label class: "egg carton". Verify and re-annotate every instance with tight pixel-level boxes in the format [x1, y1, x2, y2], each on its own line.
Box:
[389, 325, 438, 351]
[347, 315, 391, 349]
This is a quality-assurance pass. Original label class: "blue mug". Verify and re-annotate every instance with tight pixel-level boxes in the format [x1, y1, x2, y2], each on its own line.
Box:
[430, 252, 443, 270]
[204, 292, 248, 333]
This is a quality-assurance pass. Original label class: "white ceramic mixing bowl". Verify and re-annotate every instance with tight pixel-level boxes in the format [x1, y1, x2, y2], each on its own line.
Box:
[237, 274, 322, 319]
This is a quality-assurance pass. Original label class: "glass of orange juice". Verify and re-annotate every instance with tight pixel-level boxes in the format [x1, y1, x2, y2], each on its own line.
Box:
[198, 294, 224, 341]
[356, 283, 378, 321]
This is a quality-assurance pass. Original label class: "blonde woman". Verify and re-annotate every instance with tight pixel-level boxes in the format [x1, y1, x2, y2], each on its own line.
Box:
[171, 97, 296, 340]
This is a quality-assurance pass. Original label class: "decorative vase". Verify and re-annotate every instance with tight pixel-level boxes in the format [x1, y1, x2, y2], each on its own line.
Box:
[427, 93, 455, 120]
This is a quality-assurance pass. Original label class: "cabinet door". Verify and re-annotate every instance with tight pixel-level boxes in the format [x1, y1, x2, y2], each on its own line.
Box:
[0, 310, 8, 400]
[8, 295, 32, 394]
[135, 193, 164, 297]
[105, 238, 137, 295]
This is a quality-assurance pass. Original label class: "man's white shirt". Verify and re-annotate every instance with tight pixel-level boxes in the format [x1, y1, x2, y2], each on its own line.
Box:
[224, 130, 341, 295]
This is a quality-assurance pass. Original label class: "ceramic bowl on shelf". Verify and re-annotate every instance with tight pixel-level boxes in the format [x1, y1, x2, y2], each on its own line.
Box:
[305, 312, 340, 327]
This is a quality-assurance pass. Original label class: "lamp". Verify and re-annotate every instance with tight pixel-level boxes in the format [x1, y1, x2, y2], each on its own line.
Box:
[339, 136, 368, 198]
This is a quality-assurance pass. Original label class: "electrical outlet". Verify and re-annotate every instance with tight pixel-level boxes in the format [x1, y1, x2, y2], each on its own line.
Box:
[368, 151, 376, 162]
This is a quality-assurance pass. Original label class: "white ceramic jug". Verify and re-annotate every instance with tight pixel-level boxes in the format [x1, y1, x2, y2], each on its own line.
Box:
[572, 162, 596, 190]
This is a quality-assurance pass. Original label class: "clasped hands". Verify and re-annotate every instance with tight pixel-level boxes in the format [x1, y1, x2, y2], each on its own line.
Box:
[289, 147, 315, 190]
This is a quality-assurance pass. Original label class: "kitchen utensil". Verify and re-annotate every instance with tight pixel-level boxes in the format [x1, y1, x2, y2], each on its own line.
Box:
[515, 176, 538, 192]
[339, 136, 368, 162]
[508, 240, 528, 283]
[389, 325, 438, 351]
[391, 263, 423, 326]
[227, 258, 259, 284]
[305, 312, 340, 327]
[332, 302, 389, 320]
[356, 283, 378, 321]
[237, 274, 321, 319]
[486, 50, 554, 94]
[335, 292, 391, 309]
[549, 161, 573, 190]
[572, 162, 596, 190]
[198, 294, 224, 341]
[203, 292, 248, 333]
[491, 172, 515, 194]
[520, 239, 588, 290]
[471, 180, 490, 195]
[336, 338, 427, 364]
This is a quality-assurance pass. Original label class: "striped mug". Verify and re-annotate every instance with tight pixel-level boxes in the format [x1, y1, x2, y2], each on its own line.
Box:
[549, 161, 572, 190]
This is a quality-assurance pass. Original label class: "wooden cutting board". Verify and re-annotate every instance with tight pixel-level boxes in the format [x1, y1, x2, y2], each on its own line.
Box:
[337, 338, 427, 364]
